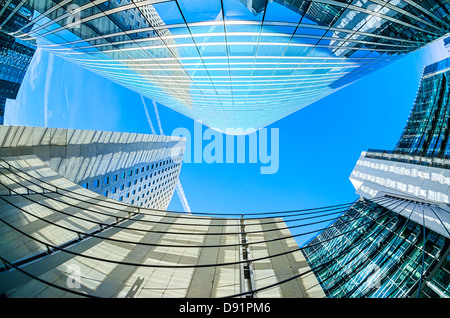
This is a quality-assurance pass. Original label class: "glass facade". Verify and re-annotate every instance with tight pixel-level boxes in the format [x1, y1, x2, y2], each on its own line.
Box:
[395, 57, 450, 157]
[0, 32, 36, 100]
[0, 0, 36, 123]
[303, 199, 450, 298]
[304, 57, 450, 298]
[2, 0, 449, 131]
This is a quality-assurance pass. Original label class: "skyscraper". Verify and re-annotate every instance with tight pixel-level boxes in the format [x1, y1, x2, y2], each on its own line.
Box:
[303, 57, 450, 298]
[0, 1, 37, 124]
[0, 126, 324, 298]
[2, 0, 449, 132]
[395, 58, 450, 157]
[0, 125, 186, 210]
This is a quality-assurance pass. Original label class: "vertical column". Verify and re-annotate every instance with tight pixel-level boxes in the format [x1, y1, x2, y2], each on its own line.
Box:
[239, 214, 256, 297]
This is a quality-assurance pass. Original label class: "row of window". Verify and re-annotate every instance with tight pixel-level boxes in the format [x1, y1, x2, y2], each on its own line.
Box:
[82, 159, 180, 190]
[80, 158, 182, 210]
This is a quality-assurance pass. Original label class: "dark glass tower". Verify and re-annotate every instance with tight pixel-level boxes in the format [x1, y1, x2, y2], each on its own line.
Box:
[303, 58, 450, 298]
[303, 199, 449, 298]
[0, 0, 36, 124]
[395, 58, 450, 157]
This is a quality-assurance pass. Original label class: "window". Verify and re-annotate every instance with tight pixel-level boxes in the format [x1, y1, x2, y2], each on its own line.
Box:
[112, 187, 117, 194]
[121, 172, 125, 179]
[103, 190, 108, 197]
[93, 180, 100, 187]
[104, 176, 109, 185]
[113, 174, 118, 181]
[119, 196, 123, 202]
[82, 182, 88, 189]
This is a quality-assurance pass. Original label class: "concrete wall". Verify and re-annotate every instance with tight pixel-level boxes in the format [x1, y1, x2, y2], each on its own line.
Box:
[0, 154, 324, 298]
[0, 125, 185, 209]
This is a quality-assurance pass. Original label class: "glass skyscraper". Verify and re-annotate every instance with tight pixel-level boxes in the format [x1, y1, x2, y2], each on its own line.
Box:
[395, 58, 450, 157]
[1, 0, 449, 132]
[303, 198, 449, 297]
[0, 0, 36, 124]
[303, 57, 450, 298]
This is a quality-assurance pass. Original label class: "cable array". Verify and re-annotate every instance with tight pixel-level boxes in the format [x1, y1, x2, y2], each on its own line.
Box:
[0, 157, 358, 219]
[0, 157, 440, 298]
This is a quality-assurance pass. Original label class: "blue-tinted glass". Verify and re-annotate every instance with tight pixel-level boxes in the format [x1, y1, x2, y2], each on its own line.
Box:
[177, 0, 222, 23]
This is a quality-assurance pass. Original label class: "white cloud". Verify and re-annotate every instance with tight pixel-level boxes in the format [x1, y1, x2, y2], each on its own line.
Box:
[153, 99, 163, 135]
[140, 95, 156, 134]
[28, 48, 43, 90]
[43, 53, 54, 127]
[176, 180, 191, 214]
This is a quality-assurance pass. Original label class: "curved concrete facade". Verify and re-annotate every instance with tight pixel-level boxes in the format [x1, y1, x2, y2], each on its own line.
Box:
[0, 154, 324, 298]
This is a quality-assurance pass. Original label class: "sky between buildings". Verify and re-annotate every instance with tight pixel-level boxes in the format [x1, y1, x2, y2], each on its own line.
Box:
[5, 36, 449, 245]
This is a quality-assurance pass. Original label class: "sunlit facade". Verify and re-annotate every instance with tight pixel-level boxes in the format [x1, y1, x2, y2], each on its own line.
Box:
[0, 152, 324, 298]
[0, 125, 185, 210]
[1, 0, 450, 132]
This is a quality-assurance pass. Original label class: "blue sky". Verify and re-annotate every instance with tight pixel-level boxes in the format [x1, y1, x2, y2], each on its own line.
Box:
[5, 37, 449, 245]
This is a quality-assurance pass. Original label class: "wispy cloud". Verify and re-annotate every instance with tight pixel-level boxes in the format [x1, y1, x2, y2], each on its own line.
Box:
[145, 97, 191, 213]
[140, 95, 156, 134]
[176, 180, 191, 214]
[43, 53, 54, 127]
[152, 99, 164, 135]
[28, 48, 42, 90]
